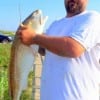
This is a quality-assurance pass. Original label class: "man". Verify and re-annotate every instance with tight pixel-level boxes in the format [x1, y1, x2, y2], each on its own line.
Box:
[18, 0, 100, 100]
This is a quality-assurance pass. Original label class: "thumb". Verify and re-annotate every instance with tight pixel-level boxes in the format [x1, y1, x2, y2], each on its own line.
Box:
[19, 23, 27, 29]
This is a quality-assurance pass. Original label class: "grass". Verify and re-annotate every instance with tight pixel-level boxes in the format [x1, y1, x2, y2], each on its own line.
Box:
[0, 44, 11, 100]
[0, 44, 11, 67]
[0, 43, 34, 100]
[0, 30, 15, 36]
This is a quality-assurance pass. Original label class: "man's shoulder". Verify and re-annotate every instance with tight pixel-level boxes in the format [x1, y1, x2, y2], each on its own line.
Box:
[48, 17, 65, 27]
[52, 17, 65, 24]
[87, 10, 100, 15]
[85, 10, 100, 18]
[79, 10, 100, 23]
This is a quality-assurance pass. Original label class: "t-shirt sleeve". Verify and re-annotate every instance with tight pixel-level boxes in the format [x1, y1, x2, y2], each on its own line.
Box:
[70, 12, 100, 51]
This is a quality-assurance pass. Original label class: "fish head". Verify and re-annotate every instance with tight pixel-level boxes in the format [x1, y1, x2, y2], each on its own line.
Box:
[23, 9, 48, 33]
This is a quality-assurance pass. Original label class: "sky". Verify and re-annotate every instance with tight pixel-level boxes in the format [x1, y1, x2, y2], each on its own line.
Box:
[0, 0, 100, 31]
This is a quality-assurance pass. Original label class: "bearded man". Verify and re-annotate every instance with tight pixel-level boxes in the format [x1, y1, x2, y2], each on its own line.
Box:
[18, 0, 100, 100]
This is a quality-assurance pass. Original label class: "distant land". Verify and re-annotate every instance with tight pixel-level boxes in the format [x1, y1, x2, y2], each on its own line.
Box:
[0, 30, 15, 36]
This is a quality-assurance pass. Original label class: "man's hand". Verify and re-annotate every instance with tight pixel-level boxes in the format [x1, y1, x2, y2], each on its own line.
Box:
[17, 24, 37, 45]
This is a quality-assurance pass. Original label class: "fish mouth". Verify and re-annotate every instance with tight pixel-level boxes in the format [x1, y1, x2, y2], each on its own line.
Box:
[35, 10, 42, 15]
[33, 9, 42, 16]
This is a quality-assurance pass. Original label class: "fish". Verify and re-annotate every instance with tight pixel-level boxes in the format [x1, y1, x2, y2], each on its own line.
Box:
[9, 9, 48, 100]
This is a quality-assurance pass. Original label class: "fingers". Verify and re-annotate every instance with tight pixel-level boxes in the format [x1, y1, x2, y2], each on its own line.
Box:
[19, 23, 27, 30]
[20, 23, 24, 27]
[16, 24, 31, 40]
[16, 24, 27, 35]
[16, 30, 22, 40]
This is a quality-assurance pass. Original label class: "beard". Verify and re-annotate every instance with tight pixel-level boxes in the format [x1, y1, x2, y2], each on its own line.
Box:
[65, 1, 84, 15]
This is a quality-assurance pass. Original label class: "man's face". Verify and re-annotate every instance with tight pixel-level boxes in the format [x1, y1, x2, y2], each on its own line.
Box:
[64, 0, 87, 15]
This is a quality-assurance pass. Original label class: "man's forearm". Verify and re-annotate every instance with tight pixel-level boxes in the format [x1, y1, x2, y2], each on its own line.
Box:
[34, 34, 85, 57]
[35, 34, 67, 57]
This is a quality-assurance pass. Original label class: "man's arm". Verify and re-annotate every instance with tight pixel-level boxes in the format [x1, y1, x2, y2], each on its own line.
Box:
[34, 34, 85, 58]
[18, 25, 85, 58]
